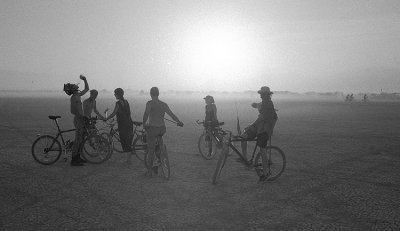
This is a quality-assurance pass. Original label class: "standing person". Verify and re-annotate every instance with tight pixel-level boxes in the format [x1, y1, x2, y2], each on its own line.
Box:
[83, 89, 105, 119]
[203, 95, 218, 127]
[105, 88, 134, 164]
[142, 87, 184, 175]
[240, 86, 277, 181]
[63, 75, 89, 166]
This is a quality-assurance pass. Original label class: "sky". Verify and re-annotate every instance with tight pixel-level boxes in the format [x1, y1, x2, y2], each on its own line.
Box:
[1, 0, 400, 93]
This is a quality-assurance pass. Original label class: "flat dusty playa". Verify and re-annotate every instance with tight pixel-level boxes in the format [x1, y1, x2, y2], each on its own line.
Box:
[1, 94, 399, 230]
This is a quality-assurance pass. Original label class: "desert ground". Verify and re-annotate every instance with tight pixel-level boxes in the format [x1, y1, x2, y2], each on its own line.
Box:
[0, 92, 399, 230]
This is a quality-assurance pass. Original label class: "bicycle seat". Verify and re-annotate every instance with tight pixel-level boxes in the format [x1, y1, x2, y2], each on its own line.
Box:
[48, 116, 61, 120]
[133, 121, 143, 126]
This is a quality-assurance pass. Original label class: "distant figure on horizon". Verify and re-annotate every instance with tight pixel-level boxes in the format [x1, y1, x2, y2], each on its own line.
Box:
[105, 88, 134, 164]
[363, 94, 368, 102]
[240, 86, 278, 182]
[83, 89, 105, 119]
[143, 87, 183, 176]
[63, 75, 89, 166]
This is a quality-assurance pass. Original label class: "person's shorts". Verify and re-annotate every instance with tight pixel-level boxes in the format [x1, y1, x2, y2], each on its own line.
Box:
[243, 129, 269, 148]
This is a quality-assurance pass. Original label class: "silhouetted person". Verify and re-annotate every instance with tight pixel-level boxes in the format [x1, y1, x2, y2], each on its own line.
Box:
[105, 88, 134, 164]
[143, 87, 183, 175]
[240, 86, 277, 182]
[83, 89, 104, 119]
[63, 75, 89, 166]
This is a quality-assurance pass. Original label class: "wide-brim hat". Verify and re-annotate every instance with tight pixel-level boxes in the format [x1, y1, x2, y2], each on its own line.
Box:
[257, 86, 273, 94]
[203, 95, 215, 103]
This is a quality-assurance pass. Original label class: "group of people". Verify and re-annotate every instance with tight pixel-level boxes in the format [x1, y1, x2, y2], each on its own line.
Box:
[63, 75, 277, 181]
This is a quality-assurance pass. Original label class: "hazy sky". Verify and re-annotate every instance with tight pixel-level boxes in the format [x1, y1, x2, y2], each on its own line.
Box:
[1, 0, 399, 93]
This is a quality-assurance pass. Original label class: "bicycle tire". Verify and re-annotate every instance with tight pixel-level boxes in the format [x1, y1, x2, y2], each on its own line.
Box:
[198, 132, 218, 160]
[31, 135, 62, 165]
[254, 146, 286, 181]
[112, 129, 124, 153]
[81, 134, 112, 164]
[132, 135, 146, 162]
[212, 143, 229, 184]
[159, 144, 170, 180]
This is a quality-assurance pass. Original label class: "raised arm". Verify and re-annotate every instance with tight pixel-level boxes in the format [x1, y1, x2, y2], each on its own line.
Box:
[79, 75, 89, 96]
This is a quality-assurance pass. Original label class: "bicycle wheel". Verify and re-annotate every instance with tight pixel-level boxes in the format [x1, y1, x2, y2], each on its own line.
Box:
[158, 144, 170, 180]
[81, 134, 112, 164]
[254, 146, 286, 181]
[132, 135, 146, 162]
[112, 129, 124, 153]
[31, 135, 62, 165]
[198, 132, 218, 160]
[212, 143, 229, 184]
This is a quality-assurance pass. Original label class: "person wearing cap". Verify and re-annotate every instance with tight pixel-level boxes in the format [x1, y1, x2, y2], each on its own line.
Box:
[63, 75, 89, 166]
[203, 95, 219, 128]
[83, 89, 105, 119]
[143, 87, 184, 175]
[241, 86, 278, 181]
[105, 88, 134, 164]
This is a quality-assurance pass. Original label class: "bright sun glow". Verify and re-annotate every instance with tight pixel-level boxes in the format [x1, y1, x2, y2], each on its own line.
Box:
[180, 23, 261, 89]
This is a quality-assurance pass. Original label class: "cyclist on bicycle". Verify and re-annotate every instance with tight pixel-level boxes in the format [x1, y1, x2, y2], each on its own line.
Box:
[203, 95, 220, 146]
[63, 75, 89, 166]
[240, 86, 277, 181]
[142, 87, 184, 176]
[83, 89, 105, 120]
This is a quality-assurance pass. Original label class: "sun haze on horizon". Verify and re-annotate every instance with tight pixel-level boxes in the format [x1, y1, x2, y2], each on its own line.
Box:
[0, 0, 399, 93]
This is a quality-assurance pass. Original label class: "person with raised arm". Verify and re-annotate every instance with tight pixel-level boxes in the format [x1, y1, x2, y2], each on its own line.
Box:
[63, 75, 89, 166]
[142, 87, 184, 175]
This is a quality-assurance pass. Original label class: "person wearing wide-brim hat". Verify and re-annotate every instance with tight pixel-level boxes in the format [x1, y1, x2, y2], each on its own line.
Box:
[203, 95, 218, 127]
[241, 86, 278, 182]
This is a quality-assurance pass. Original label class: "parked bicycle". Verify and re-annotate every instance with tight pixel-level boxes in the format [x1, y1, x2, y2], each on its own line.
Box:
[212, 129, 286, 184]
[31, 116, 111, 165]
[196, 120, 225, 160]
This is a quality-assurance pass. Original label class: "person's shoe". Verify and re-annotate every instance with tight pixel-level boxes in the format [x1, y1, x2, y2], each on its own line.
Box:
[70, 160, 84, 166]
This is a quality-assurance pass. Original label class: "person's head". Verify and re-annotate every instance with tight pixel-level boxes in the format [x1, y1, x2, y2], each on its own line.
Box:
[257, 86, 273, 100]
[89, 89, 98, 100]
[203, 95, 214, 105]
[150, 87, 159, 98]
[63, 83, 79, 96]
[114, 88, 124, 99]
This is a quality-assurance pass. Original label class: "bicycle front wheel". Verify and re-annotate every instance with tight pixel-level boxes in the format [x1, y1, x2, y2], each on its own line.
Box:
[132, 135, 146, 162]
[31, 135, 62, 165]
[212, 143, 229, 184]
[198, 133, 218, 160]
[254, 146, 286, 181]
[81, 134, 112, 164]
[159, 144, 170, 180]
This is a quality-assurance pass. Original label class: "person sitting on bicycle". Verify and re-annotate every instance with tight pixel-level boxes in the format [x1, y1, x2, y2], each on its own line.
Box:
[240, 86, 277, 181]
[83, 89, 105, 120]
[105, 88, 134, 163]
[63, 75, 89, 166]
[142, 87, 184, 176]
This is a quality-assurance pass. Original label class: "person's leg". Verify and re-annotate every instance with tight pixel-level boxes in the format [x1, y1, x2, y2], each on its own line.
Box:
[146, 127, 157, 174]
[257, 133, 269, 181]
[71, 116, 85, 165]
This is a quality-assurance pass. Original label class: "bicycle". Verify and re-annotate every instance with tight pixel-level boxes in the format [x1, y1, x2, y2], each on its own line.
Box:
[196, 120, 225, 160]
[144, 118, 183, 180]
[212, 129, 286, 184]
[99, 113, 147, 162]
[31, 116, 111, 165]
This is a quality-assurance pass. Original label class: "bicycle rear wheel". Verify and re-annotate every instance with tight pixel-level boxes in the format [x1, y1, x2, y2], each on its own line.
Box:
[31, 135, 62, 165]
[198, 132, 218, 160]
[81, 134, 112, 164]
[132, 135, 146, 162]
[159, 144, 170, 180]
[254, 146, 286, 181]
[212, 143, 229, 184]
